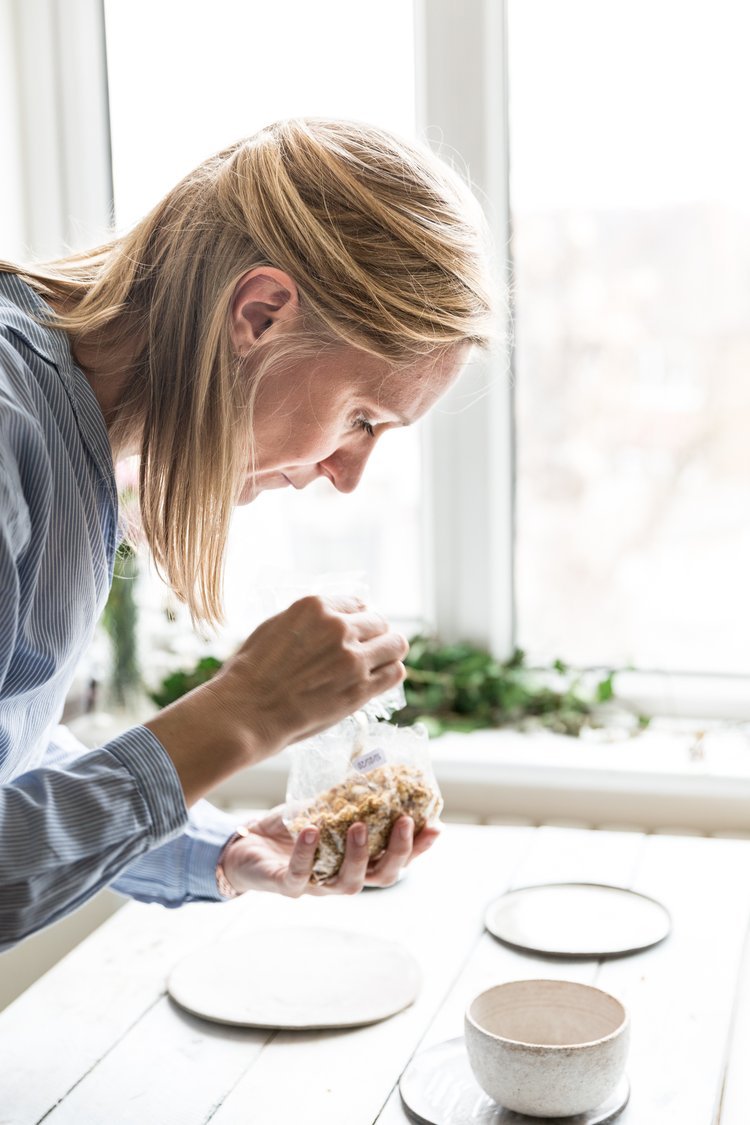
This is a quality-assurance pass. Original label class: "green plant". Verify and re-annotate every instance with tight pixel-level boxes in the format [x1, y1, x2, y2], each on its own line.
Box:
[391, 637, 643, 738]
[148, 656, 223, 709]
[100, 541, 140, 707]
[145, 639, 648, 739]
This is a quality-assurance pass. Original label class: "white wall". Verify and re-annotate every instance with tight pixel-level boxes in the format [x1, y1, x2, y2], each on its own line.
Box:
[0, 891, 123, 1011]
[0, 0, 26, 260]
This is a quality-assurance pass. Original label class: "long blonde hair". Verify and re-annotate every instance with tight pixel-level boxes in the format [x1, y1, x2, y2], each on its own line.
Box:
[2, 118, 496, 625]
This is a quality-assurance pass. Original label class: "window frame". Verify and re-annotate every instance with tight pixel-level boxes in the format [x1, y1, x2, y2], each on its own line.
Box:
[415, 0, 515, 660]
[416, 0, 750, 720]
[6, 0, 112, 260]
[7, 0, 749, 722]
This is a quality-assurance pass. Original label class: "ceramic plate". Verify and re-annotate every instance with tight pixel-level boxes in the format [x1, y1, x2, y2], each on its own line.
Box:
[168, 925, 420, 1029]
[399, 1037, 630, 1125]
[484, 882, 671, 958]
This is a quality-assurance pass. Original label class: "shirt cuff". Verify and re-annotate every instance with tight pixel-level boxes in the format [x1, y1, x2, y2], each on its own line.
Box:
[187, 836, 230, 900]
[184, 801, 243, 900]
[105, 725, 188, 841]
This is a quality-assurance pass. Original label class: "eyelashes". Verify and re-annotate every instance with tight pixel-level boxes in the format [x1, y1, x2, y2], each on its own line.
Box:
[353, 415, 376, 438]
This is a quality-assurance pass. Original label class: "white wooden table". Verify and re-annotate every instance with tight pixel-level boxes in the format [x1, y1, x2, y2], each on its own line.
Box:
[3, 823, 750, 1124]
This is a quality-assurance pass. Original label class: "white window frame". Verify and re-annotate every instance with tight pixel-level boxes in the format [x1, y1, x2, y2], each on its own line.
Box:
[415, 0, 515, 661]
[4, 0, 112, 260]
[6, 0, 749, 724]
[416, 0, 750, 722]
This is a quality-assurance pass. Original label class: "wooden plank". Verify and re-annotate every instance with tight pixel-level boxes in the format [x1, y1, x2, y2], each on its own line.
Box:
[0, 897, 242, 1125]
[8, 827, 748, 1125]
[206, 825, 537, 1125]
[595, 834, 750, 1124]
[717, 919, 750, 1123]
[43, 997, 270, 1125]
[507, 825, 648, 890]
[377, 827, 647, 1123]
[38, 826, 528, 1125]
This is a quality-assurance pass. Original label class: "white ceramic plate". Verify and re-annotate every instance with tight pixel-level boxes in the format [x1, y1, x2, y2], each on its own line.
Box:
[399, 1037, 630, 1125]
[168, 925, 420, 1028]
[484, 882, 671, 958]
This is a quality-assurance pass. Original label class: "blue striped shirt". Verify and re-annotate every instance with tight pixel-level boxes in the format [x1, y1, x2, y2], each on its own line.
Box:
[0, 273, 237, 950]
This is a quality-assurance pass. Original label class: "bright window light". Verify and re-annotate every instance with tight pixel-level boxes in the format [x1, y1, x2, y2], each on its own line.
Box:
[104, 0, 423, 646]
[510, 0, 750, 675]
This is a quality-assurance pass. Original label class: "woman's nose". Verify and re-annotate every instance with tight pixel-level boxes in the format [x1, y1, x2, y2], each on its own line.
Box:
[319, 444, 374, 493]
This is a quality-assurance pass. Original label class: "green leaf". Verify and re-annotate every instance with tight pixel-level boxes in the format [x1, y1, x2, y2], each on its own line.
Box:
[396, 636, 647, 741]
[596, 672, 615, 703]
[148, 655, 223, 709]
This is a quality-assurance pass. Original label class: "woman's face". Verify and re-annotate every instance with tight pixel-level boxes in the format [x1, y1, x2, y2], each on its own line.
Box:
[237, 343, 469, 505]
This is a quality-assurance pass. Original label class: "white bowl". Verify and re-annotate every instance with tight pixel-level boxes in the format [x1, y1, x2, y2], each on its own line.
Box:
[464, 979, 629, 1117]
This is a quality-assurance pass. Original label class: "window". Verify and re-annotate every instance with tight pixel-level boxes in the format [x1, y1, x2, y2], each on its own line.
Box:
[9, 0, 747, 704]
[509, 0, 750, 676]
[104, 0, 424, 645]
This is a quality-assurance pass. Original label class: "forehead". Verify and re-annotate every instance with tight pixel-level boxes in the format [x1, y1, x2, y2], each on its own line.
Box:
[353, 343, 471, 417]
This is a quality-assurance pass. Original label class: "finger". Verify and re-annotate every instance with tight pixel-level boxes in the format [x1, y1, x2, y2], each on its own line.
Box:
[405, 823, 442, 864]
[321, 594, 366, 614]
[284, 826, 318, 893]
[324, 822, 370, 894]
[362, 660, 407, 698]
[361, 630, 409, 671]
[366, 816, 414, 886]
[342, 609, 390, 643]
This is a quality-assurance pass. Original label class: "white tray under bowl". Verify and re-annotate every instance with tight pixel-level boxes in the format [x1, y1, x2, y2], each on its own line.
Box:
[399, 1036, 630, 1124]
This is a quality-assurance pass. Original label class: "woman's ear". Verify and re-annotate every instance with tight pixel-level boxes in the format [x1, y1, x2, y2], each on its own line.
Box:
[230, 267, 299, 352]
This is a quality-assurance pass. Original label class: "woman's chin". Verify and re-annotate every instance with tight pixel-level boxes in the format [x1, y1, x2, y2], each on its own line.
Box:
[236, 472, 290, 505]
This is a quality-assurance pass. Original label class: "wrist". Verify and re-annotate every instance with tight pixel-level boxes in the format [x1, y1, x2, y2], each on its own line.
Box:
[145, 684, 253, 807]
[202, 670, 285, 765]
[215, 825, 251, 899]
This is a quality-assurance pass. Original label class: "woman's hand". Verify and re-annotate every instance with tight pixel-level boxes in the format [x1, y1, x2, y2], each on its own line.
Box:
[219, 806, 441, 898]
[145, 595, 408, 806]
[205, 594, 409, 765]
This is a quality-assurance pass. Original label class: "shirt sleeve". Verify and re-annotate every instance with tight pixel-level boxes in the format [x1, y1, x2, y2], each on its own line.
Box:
[0, 367, 234, 949]
[45, 725, 239, 908]
[0, 725, 189, 950]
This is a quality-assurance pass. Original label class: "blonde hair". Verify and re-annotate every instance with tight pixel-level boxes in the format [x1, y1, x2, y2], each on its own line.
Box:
[2, 118, 496, 626]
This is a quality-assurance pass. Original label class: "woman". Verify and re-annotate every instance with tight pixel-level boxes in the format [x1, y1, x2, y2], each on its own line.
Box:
[0, 118, 494, 947]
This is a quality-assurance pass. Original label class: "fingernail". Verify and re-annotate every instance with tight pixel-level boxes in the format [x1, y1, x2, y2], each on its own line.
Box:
[354, 825, 367, 846]
[400, 820, 412, 840]
[302, 828, 317, 845]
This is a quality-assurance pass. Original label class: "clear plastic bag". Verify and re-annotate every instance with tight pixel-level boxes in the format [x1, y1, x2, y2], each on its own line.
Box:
[283, 712, 443, 885]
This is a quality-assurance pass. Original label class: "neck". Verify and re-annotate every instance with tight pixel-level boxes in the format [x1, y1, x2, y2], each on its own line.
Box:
[50, 298, 142, 460]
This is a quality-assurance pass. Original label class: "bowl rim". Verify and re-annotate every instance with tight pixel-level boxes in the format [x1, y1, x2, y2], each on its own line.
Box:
[464, 978, 629, 1050]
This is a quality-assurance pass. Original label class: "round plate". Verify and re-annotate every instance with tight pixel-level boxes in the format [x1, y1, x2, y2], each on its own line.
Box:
[399, 1037, 630, 1124]
[168, 925, 420, 1029]
[484, 882, 671, 958]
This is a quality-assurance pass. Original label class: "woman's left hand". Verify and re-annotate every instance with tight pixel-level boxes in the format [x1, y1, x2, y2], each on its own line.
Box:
[218, 807, 441, 898]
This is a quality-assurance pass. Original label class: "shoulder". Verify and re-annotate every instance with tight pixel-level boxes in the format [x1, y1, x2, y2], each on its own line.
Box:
[0, 331, 47, 457]
[0, 322, 51, 555]
[0, 274, 60, 380]
[0, 275, 62, 455]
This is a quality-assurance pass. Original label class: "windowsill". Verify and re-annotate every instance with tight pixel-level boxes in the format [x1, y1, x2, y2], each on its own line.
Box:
[66, 702, 750, 834]
[207, 718, 750, 835]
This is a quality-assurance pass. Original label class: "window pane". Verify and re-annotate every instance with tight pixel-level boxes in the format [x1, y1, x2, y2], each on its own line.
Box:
[509, 0, 750, 674]
[103, 1, 422, 646]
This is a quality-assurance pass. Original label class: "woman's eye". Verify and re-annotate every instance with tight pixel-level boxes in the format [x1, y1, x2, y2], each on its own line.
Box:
[355, 417, 376, 438]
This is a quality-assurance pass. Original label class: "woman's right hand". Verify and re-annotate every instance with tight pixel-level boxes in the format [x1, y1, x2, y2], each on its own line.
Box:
[145, 595, 408, 805]
[207, 594, 409, 760]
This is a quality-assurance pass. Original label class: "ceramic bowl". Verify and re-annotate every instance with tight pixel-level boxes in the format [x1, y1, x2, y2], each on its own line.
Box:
[464, 979, 629, 1117]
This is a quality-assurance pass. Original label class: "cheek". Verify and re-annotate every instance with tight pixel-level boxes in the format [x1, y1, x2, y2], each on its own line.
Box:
[288, 418, 346, 464]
